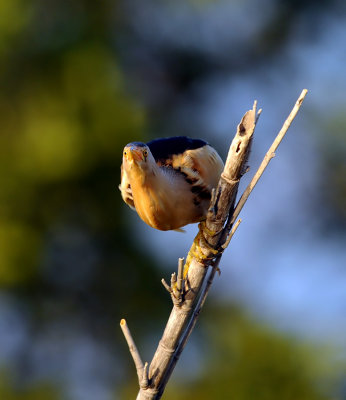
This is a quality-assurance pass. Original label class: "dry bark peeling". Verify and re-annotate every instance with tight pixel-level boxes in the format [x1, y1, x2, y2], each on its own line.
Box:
[121, 89, 308, 400]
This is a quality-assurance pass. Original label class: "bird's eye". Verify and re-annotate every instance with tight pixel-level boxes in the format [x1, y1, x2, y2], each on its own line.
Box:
[124, 151, 127, 156]
[143, 150, 148, 157]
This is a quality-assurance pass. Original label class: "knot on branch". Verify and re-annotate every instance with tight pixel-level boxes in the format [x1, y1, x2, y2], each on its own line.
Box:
[220, 173, 240, 186]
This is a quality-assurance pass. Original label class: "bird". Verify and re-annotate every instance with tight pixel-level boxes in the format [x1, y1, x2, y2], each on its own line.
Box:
[119, 136, 224, 231]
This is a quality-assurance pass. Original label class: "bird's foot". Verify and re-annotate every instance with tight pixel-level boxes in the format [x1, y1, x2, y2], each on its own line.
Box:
[183, 224, 220, 279]
[198, 220, 218, 237]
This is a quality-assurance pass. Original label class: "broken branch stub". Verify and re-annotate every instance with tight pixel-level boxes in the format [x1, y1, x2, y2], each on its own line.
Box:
[204, 103, 258, 249]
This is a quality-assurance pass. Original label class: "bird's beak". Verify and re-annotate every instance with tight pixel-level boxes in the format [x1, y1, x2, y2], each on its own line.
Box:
[129, 148, 144, 162]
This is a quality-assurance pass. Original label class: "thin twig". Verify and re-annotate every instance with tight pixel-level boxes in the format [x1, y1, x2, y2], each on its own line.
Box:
[140, 362, 149, 389]
[161, 279, 171, 293]
[176, 258, 184, 293]
[256, 108, 262, 124]
[120, 319, 144, 383]
[231, 89, 308, 225]
[221, 218, 242, 250]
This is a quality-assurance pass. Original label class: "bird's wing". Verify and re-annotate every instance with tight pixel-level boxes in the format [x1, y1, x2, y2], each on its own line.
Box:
[119, 164, 136, 210]
[147, 136, 208, 163]
[147, 136, 224, 196]
[171, 144, 224, 192]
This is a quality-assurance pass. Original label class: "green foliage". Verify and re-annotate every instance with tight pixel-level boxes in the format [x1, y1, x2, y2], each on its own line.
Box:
[0, 1, 146, 286]
[0, 222, 40, 286]
[0, 0, 31, 54]
[0, 370, 58, 400]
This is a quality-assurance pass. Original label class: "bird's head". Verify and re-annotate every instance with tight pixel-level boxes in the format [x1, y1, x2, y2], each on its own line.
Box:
[122, 142, 155, 174]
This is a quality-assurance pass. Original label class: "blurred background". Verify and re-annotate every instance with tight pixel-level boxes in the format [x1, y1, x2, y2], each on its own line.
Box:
[0, 0, 345, 399]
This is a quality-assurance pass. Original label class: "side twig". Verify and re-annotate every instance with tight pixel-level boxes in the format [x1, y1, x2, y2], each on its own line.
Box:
[120, 319, 145, 385]
[161, 257, 185, 306]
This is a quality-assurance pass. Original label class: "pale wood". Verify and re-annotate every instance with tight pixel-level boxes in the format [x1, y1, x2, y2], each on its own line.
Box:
[120, 319, 144, 384]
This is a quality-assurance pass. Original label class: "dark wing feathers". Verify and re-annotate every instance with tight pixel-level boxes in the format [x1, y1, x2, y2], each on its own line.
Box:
[147, 136, 208, 165]
[147, 137, 223, 201]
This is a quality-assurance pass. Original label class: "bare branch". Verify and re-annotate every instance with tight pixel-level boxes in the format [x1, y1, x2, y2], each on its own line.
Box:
[159, 255, 222, 392]
[176, 258, 184, 293]
[120, 319, 144, 384]
[161, 279, 171, 294]
[140, 362, 149, 389]
[161, 260, 186, 306]
[221, 218, 242, 250]
[162, 216, 242, 388]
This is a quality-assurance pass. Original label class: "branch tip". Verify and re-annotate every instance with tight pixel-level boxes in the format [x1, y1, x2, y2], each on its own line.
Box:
[256, 108, 262, 124]
[177, 258, 184, 292]
[161, 278, 172, 293]
[301, 88, 308, 96]
[120, 318, 144, 384]
[231, 89, 307, 225]
[140, 362, 149, 389]
[171, 272, 177, 284]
